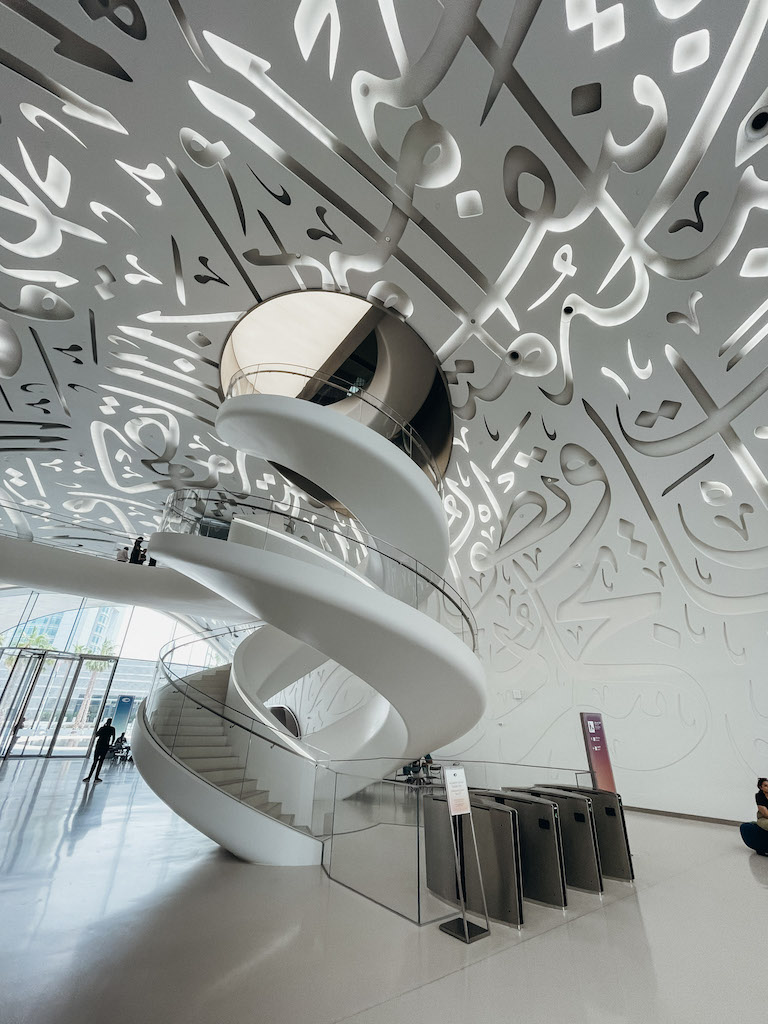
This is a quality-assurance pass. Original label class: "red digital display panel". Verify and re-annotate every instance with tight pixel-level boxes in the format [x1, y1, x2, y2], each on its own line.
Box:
[580, 712, 617, 792]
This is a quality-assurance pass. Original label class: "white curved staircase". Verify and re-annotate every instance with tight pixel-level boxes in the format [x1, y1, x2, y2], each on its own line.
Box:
[134, 375, 486, 865]
[150, 667, 297, 825]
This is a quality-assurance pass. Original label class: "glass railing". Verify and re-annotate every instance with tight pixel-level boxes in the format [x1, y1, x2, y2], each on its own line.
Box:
[144, 621, 589, 923]
[0, 498, 148, 555]
[322, 759, 590, 924]
[143, 621, 452, 921]
[144, 621, 338, 840]
[227, 363, 442, 491]
[158, 487, 477, 651]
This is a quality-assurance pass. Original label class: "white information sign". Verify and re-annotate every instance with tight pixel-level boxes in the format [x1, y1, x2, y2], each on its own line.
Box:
[443, 766, 471, 816]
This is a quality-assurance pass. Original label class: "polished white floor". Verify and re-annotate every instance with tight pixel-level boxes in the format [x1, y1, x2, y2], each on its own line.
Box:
[0, 758, 763, 1024]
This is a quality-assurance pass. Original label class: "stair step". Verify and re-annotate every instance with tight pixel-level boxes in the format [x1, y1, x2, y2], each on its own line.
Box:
[196, 767, 246, 784]
[161, 726, 226, 737]
[245, 797, 280, 814]
[219, 782, 266, 799]
[154, 733, 227, 747]
[182, 755, 242, 771]
[154, 711, 222, 724]
[171, 742, 232, 757]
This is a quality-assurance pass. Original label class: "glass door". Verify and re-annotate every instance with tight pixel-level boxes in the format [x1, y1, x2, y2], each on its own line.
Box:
[0, 650, 119, 758]
[0, 649, 42, 758]
[10, 654, 81, 757]
[51, 656, 118, 757]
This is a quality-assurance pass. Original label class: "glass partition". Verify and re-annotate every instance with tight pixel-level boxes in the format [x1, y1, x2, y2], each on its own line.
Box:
[158, 489, 476, 652]
[324, 775, 453, 924]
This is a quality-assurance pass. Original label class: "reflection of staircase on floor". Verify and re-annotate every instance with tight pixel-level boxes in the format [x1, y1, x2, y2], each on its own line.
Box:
[151, 667, 301, 829]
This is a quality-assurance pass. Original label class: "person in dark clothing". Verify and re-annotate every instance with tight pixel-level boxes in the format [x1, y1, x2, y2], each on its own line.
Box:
[756, 777, 768, 830]
[129, 537, 144, 564]
[83, 717, 116, 783]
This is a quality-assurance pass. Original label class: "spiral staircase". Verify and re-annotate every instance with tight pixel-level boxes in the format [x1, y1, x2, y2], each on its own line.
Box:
[132, 367, 486, 866]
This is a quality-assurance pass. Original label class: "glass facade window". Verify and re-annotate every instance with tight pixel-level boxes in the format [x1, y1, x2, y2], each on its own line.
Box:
[0, 587, 212, 759]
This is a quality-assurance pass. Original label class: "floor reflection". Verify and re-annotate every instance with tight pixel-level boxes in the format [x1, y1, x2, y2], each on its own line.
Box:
[58, 779, 106, 856]
[1, 759, 765, 1024]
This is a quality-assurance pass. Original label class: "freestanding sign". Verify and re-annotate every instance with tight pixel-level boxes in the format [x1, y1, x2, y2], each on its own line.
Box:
[444, 766, 471, 816]
[438, 765, 490, 944]
[580, 712, 617, 792]
[111, 695, 134, 738]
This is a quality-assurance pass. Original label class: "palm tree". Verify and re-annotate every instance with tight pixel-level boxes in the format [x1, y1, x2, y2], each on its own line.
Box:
[72, 639, 117, 729]
[3, 628, 54, 668]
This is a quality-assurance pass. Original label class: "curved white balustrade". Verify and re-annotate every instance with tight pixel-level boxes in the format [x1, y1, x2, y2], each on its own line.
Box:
[134, 384, 487, 865]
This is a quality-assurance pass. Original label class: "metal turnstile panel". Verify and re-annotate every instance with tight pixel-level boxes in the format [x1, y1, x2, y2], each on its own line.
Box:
[423, 793, 458, 903]
[530, 788, 603, 893]
[534, 784, 634, 881]
[473, 789, 567, 908]
[465, 797, 523, 927]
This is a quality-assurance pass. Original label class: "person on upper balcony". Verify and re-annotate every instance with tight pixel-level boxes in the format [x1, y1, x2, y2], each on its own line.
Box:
[129, 537, 144, 564]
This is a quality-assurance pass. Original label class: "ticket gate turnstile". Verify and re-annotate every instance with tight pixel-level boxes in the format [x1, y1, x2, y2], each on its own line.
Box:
[520, 788, 603, 893]
[533, 784, 634, 881]
[467, 795, 524, 927]
[472, 789, 567, 908]
[423, 792, 524, 927]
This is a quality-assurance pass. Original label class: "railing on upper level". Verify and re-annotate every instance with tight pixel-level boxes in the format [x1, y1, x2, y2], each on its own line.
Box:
[226, 363, 443, 492]
[0, 498, 147, 553]
[158, 487, 477, 651]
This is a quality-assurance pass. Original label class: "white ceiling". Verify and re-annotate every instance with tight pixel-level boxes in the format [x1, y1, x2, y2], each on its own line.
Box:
[0, 0, 767, 810]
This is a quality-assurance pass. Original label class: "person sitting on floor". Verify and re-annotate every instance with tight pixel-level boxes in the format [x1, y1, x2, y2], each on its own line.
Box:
[756, 777, 768, 830]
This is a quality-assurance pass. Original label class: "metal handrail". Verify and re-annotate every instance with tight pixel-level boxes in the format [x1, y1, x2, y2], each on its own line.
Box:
[154, 621, 332, 763]
[150, 622, 587, 778]
[227, 362, 442, 491]
[0, 499, 149, 553]
[159, 487, 477, 650]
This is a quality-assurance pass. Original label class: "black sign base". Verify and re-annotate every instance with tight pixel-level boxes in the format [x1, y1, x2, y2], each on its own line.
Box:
[439, 918, 489, 943]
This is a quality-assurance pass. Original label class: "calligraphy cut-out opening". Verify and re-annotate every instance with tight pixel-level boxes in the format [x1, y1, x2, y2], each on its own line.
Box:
[517, 173, 545, 212]
[571, 82, 602, 116]
[221, 291, 454, 509]
[749, 110, 768, 135]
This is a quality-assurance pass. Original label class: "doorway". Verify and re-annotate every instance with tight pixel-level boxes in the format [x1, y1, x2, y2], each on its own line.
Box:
[0, 648, 118, 759]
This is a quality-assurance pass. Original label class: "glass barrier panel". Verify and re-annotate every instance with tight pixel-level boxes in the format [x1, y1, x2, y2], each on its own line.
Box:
[157, 490, 477, 651]
[327, 774, 422, 921]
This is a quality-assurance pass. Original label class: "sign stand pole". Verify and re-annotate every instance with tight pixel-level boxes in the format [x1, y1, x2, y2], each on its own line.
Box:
[438, 766, 490, 943]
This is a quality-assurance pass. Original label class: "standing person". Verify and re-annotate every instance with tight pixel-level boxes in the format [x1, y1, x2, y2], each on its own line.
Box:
[756, 778, 768, 830]
[83, 717, 115, 784]
[129, 537, 143, 563]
